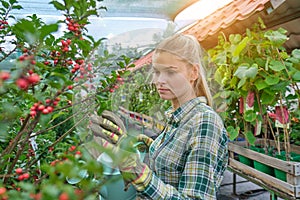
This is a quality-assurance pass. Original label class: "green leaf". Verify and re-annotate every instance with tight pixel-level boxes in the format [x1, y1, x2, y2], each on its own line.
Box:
[261, 91, 274, 105]
[244, 110, 256, 122]
[292, 71, 300, 81]
[269, 60, 285, 72]
[234, 63, 258, 79]
[233, 36, 249, 57]
[227, 126, 240, 141]
[39, 24, 58, 41]
[292, 49, 300, 59]
[264, 28, 288, 46]
[0, 122, 9, 142]
[1, 0, 10, 9]
[50, 1, 65, 11]
[254, 79, 268, 90]
[12, 5, 22, 10]
[265, 76, 279, 85]
[237, 77, 246, 89]
[40, 113, 53, 128]
[244, 131, 256, 146]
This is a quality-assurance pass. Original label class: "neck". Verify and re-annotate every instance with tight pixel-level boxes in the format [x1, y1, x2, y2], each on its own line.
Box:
[171, 92, 196, 110]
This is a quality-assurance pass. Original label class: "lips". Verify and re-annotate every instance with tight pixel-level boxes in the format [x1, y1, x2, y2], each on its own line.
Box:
[158, 88, 170, 92]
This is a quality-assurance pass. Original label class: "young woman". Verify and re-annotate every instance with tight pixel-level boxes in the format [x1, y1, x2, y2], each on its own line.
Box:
[90, 33, 228, 200]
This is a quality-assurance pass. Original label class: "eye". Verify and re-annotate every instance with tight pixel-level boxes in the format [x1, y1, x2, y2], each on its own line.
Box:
[166, 69, 176, 75]
[153, 70, 160, 75]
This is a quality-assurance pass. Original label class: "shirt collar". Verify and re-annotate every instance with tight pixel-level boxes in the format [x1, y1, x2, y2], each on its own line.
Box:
[166, 96, 207, 125]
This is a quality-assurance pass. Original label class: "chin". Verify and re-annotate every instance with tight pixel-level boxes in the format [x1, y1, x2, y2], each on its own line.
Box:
[159, 94, 175, 101]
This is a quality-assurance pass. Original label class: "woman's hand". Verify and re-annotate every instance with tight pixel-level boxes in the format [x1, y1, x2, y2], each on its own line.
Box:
[89, 110, 152, 191]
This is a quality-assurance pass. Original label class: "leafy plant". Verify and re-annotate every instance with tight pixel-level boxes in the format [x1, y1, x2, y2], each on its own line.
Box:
[208, 18, 300, 157]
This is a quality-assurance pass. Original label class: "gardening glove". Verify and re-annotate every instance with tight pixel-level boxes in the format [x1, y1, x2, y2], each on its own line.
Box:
[89, 110, 152, 191]
[136, 134, 153, 152]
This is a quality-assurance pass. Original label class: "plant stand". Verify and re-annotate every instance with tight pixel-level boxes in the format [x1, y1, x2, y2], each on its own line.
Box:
[229, 139, 300, 199]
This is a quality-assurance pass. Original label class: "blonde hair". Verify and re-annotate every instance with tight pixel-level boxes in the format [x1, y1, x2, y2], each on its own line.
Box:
[153, 33, 213, 107]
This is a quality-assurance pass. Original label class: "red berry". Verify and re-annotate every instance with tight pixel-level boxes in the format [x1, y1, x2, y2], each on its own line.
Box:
[15, 168, 23, 175]
[67, 85, 73, 90]
[27, 74, 40, 84]
[30, 110, 37, 117]
[46, 106, 53, 113]
[22, 48, 28, 53]
[30, 60, 36, 65]
[109, 89, 114, 93]
[19, 55, 26, 61]
[55, 97, 60, 101]
[16, 78, 29, 90]
[62, 47, 69, 52]
[0, 187, 6, 195]
[38, 105, 45, 111]
[18, 175, 24, 181]
[44, 61, 50, 65]
[61, 40, 67, 46]
[45, 99, 51, 104]
[23, 173, 30, 180]
[71, 69, 76, 73]
[53, 101, 58, 106]
[66, 39, 71, 45]
[59, 192, 69, 200]
[69, 146, 76, 151]
[0, 71, 10, 80]
[42, 109, 49, 114]
[28, 69, 34, 75]
[67, 59, 73, 65]
[74, 64, 80, 70]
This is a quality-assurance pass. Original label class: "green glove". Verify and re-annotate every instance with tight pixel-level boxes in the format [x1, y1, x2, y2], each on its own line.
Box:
[89, 110, 152, 191]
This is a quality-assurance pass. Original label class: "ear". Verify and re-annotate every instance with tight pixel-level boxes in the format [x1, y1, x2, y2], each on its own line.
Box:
[190, 64, 199, 81]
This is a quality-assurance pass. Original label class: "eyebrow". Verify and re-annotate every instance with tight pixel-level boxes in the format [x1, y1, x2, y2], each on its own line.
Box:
[152, 65, 178, 70]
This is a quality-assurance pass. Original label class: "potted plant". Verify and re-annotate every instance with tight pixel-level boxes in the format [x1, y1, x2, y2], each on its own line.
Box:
[207, 18, 300, 193]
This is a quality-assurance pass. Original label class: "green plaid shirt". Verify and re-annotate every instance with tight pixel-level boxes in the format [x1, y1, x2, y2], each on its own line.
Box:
[140, 97, 228, 199]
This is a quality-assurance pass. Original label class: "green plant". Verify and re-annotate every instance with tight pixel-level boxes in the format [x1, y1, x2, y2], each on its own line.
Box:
[208, 18, 300, 158]
[110, 65, 171, 122]
[0, 0, 133, 199]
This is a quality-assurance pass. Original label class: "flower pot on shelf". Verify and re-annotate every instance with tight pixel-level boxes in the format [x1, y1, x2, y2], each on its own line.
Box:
[228, 139, 300, 199]
[250, 146, 274, 176]
[274, 151, 300, 182]
[238, 154, 253, 167]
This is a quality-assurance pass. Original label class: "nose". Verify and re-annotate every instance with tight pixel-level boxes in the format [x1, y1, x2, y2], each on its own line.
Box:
[154, 73, 167, 85]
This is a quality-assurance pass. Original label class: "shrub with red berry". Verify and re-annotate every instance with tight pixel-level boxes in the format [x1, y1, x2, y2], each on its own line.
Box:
[0, 0, 133, 199]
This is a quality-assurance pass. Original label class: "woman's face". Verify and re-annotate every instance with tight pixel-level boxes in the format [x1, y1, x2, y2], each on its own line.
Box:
[152, 51, 198, 107]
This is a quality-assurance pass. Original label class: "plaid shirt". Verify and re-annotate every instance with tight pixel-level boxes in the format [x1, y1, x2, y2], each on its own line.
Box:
[139, 97, 228, 199]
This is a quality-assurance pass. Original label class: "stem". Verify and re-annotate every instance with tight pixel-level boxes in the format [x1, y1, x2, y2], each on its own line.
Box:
[30, 101, 97, 138]
[3, 115, 41, 183]
[279, 93, 290, 160]
[267, 115, 279, 153]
